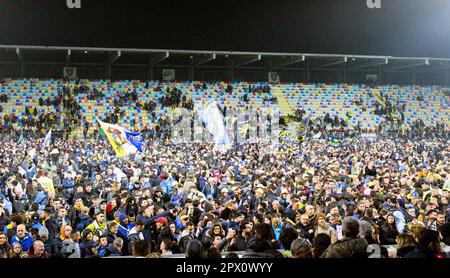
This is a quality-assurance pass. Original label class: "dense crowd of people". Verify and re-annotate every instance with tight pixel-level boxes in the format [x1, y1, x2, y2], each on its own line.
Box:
[0, 124, 449, 258]
[0, 80, 449, 259]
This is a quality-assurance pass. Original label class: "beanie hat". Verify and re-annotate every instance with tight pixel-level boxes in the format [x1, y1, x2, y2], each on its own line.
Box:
[38, 226, 49, 238]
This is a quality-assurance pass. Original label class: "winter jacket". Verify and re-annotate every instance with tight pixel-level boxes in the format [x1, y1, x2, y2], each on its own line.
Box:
[107, 244, 122, 256]
[84, 220, 106, 237]
[8, 190, 30, 213]
[43, 218, 58, 240]
[380, 222, 399, 245]
[118, 214, 131, 239]
[59, 238, 80, 258]
[10, 233, 34, 252]
[234, 234, 254, 251]
[320, 237, 368, 258]
[242, 238, 283, 258]
[43, 237, 60, 257]
[128, 227, 144, 253]
[396, 246, 416, 258]
[76, 213, 93, 233]
[104, 230, 118, 244]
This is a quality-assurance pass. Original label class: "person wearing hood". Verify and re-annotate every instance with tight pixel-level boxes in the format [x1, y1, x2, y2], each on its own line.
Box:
[34, 188, 48, 214]
[242, 223, 282, 258]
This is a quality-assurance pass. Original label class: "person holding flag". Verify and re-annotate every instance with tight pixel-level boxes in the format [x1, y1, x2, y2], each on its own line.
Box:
[41, 129, 52, 151]
[96, 118, 143, 158]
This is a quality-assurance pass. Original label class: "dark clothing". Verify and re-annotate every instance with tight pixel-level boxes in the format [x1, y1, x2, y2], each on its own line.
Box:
[42, 237, 60, 257]
[44, 218, 58, 240]
[379, 222, 399, 245]
[403, 247, 437, 258]
[106, 244, 122, 256]
[234, 234, 254, 251]
[104, 230, 118, 245]
[8, 190, 30, 213]
[242, 238, 283, 258]
[321, 237, 369, 258]
[0, 243, 11, 258]
[396, 246, 415, 258]
[295, 223, 314, 242]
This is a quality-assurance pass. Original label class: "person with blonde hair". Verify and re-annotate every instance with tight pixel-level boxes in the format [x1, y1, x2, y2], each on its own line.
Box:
[395, 233, 416, 257]
[9, 242, 27, 258]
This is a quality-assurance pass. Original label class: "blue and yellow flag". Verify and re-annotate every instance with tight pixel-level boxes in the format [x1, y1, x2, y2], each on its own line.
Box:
[327, 134, 343, 147]
[97, 119, 143, 158]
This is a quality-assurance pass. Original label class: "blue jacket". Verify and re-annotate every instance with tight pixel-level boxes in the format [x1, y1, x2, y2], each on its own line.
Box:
[118, 214, 131, 239]
[10, 233, 33, 252]
[160, 178, 175, 195]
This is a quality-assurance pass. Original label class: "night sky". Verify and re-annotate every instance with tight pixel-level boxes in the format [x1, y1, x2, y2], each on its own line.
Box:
[0, 0, 449, 58]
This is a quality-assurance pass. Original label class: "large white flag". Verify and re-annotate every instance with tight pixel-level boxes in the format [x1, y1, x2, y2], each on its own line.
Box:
[41, 129, 52, 151]
[199, 100, 231, 150]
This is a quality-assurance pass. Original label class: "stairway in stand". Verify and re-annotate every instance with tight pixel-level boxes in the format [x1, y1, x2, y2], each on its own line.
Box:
[273, 88, 294, 116]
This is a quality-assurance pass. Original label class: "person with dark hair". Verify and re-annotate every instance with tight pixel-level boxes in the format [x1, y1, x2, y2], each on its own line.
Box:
[312, 233, 331, 258]
[234, 220, 254, 251]
[179, 222, 195, 253]
[242, 223, 282, 258]
[204, 247, 222, 258]
[132, 239, 150, 257]
[291, 238, 312, 258]
[380, 213, 399, 245]
[404, 229, 445, 258]
[185, 239, 204, 258]
[320, 217, 368, 258]
[128, 219, 145, 254]
[0, 232, 11, 258]
[160, 237, 173, 256]
[279, 227, 298, 258]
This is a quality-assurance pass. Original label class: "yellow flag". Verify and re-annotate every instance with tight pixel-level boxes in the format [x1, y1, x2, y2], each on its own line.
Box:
[97, 119, 126, 157]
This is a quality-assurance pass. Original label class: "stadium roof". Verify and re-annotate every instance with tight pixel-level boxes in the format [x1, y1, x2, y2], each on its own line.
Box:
[1, 44, 450, 74]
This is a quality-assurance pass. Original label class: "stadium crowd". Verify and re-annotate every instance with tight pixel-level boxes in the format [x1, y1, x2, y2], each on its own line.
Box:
[0, 124, 449, 259]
